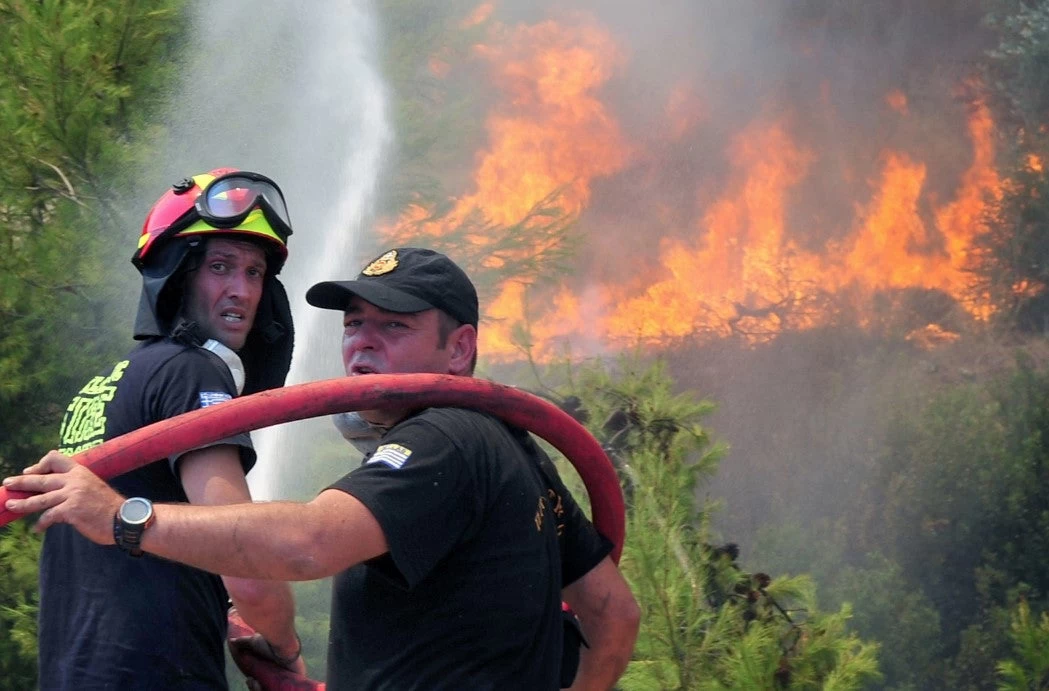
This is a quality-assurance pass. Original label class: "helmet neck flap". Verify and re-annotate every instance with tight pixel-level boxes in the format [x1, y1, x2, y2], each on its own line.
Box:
[133, 238, 193, 340]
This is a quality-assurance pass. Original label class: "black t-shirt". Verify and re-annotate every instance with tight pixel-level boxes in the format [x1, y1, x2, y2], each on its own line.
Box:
[325, 407, 612, 691]
[38, 338, 255, 690]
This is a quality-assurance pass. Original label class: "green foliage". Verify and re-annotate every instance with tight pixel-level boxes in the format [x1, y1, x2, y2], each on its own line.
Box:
[878, 382, 1012, 631]
[995, 599, 1049, 690]
[972, 137, 1049, 331]
[552, 356, 880, 690]
[861, 355, 1049, 687]
[293, 579, 332, 679]
[0, 0, 187, 478]
[374, 0, 490, 216]
[0, 523, 42, 687]
[782, 604, 881, 691]
[984, 1, 1049, 135]
[756, 517, 944, 689]
[830, 555, 943, 689]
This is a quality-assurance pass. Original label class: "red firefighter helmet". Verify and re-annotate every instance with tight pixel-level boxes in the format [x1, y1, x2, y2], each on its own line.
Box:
[133, 167, 292, 272]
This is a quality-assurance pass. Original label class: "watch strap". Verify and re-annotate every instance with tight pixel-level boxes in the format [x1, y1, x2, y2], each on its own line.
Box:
[113, 512, 143, 557]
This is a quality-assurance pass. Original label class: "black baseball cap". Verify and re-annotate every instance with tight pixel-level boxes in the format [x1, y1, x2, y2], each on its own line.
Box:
[305, 247, 479, 327]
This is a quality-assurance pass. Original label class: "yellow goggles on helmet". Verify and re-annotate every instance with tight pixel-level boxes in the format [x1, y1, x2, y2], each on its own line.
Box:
[188, 171, 293, 244]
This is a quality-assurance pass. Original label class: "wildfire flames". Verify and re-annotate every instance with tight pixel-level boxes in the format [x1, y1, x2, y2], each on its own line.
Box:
[384, 8, 1004, 361]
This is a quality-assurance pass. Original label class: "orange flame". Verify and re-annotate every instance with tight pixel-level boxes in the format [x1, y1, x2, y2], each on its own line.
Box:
[384, 12, 1004, 361]
[462, 2, 494, 28]
[906, 323, 962, 350]
[468, 21, 629, 223]
[384, 14, 629, 359]
[886, 89, 909, 115]
[606, 122, 818, 344]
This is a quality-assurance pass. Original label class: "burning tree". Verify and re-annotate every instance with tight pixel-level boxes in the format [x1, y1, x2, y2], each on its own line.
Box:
[978, 1, 1049, 333]
[373, 0, 1020, 364]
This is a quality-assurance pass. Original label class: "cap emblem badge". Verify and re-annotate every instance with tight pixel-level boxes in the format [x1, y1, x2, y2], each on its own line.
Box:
[362, 250, 399, 276]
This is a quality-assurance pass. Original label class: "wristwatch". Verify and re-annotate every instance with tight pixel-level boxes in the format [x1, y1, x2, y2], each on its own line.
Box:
[113, 497, 155, 557]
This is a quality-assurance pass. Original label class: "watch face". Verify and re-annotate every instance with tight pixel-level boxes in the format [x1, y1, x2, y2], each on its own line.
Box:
[121, 498, 153, 525]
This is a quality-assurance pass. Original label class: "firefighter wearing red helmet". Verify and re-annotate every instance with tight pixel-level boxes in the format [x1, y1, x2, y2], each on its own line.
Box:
[32, 169, 304, 689]
[131, 168, 295, 394]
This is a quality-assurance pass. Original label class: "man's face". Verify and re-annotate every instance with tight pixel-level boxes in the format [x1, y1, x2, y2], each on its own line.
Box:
[341, 295, 461, 426]
[183, 237, 266, 351]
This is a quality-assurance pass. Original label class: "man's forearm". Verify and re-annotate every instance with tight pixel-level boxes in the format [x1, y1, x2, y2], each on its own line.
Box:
[176, 446, 302, 648]
[139, 491, 387, 582]
[562, 558, 641, 690]
[225, 576, 299, 654]
[567, 621, 636, 690]
[142, 501, 329, 580]
[3, 454, 386, 586]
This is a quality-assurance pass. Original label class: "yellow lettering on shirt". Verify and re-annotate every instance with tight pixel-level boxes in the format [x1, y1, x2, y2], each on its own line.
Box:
[58, 360, 129, 454]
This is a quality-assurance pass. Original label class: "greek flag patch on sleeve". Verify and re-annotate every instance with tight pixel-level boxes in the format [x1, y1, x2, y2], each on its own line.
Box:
[366, 443, 412, 470]
[199, 391, 232, 408]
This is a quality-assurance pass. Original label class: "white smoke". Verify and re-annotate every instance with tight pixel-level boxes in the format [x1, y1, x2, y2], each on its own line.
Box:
[162, 0, 391, 498]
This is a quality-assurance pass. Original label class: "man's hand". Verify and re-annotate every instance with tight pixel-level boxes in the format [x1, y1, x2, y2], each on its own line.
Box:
[228, 607, 313, 689]
[228, 632, 308, 677]
[2, 450, 123, 544]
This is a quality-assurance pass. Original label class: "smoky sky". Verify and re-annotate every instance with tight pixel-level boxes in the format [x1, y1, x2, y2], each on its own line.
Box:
[155, 0, 392, 496]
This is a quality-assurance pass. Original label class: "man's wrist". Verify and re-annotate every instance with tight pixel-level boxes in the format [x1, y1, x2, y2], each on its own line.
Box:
[114, 497, 155, 557]
[265, 633, 302, 665]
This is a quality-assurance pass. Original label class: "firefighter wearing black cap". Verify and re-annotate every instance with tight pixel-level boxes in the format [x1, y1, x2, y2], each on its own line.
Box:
[7, 247, 640, 691]
[34, 169, 304, 689]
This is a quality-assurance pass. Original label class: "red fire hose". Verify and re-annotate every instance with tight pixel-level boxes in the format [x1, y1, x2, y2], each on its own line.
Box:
[0, 373, 625, 689]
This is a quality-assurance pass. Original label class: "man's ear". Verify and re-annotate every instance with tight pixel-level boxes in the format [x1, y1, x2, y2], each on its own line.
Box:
[448, 324, 477, 375]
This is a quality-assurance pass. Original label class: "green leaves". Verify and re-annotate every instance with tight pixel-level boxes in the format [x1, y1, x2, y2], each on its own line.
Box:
[0, 0, 185, 479]
[0, 522, 42, 686]
[996, 599, 1049, 690]
[0, 5, 185, 680]
[554, 357, 880, 689]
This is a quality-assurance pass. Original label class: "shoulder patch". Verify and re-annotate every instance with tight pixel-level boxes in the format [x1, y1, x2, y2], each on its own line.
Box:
[199, 391, 232, 407]
[366, 443, 412, 470]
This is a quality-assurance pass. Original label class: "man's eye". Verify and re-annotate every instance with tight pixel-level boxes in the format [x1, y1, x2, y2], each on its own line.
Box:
[210, 262, 227, 272]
